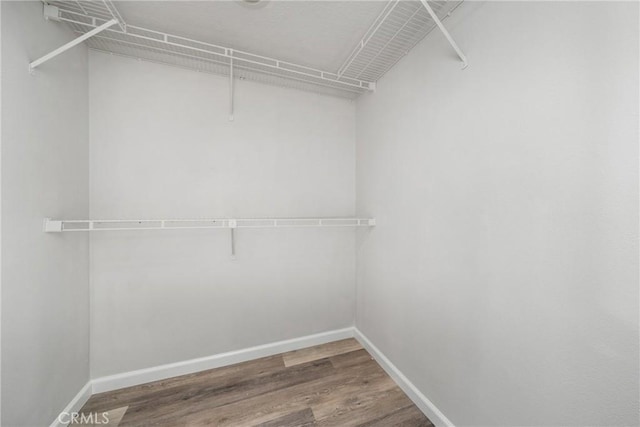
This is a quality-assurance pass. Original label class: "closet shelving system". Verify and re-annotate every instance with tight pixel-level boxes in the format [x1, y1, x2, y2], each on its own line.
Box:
[37, 0, 466, 250]
[35, 0, 466, 99]
[43, 218, 376, 233]
[43, 218, 377, 256]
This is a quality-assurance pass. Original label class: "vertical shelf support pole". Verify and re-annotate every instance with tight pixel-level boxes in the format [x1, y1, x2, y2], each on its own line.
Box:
[229, 51, 234, 121]
[419, 0, 468, 69]
[229, 219, 237, 258]
[29, 19, 118, 73]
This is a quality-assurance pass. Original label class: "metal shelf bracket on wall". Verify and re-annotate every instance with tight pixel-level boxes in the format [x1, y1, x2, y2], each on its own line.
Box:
[43, 217, 376, 256]
[229, 219, 237, 258]
[229, 52, 234, 122]
[419, 0, 468, 69]
[30, 2, 126, 74]
[337, 0, 466, 82]
[29, 17, 118, 73]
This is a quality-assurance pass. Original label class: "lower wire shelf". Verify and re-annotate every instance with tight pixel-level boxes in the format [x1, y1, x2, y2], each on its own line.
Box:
[43, 217, 376, 257]
[43, 217, 376, 232]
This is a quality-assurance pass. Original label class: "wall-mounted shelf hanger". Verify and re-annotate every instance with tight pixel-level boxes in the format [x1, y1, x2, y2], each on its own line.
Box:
[29, 17, 116, 73]
[29, 1, 125, 73]
[419, 0, 467, 69]
[229, 52, 235, 121]
[43, 217, 376, 256]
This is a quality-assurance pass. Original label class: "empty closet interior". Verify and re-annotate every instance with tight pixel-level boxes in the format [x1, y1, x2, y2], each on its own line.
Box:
[1, 0, 638, 426]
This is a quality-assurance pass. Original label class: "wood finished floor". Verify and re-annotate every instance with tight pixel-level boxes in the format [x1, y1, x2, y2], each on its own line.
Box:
[79, 339, 433, 426]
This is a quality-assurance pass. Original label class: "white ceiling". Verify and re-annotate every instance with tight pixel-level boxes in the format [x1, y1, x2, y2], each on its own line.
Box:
[112, 1, 388, 72]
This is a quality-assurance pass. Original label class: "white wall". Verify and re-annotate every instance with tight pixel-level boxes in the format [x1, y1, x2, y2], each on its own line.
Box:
[89, 52, 356, 377]
[356, 2, 639, 426]
[1, 2, 90, 426]
[0, 1, 4, 422]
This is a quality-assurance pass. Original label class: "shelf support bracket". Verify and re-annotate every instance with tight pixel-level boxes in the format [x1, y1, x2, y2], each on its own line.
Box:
[419, 0, 468, 69]
[29, 19, 118, 74]
[43, 218, 63, 233]
[229, 52, 235, 121]
[228, 219, 237, 258]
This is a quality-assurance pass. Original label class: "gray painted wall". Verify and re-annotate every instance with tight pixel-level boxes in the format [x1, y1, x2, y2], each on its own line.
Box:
[88, 52, 356, 377]
[1, 2, 90, 425]
[356, 2, 639, 426]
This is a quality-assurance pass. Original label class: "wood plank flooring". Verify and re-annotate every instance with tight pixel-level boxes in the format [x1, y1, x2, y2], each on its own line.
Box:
[79, 339, 433, 426]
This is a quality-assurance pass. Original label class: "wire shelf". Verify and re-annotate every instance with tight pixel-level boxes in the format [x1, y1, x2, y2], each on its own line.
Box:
[46, 0, 463, 98]
[338, 0, 463, 82]
[48, 0, 125, 31]
[49, 2, 374, 99]
[43, 218, 376, 232]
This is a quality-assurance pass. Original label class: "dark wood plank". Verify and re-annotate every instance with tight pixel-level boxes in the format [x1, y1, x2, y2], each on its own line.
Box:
[119, 359, 334, 426]
[314, 386, 415, 426]
[75, 406, 128, 427]
[329, 348, 374, 369]
[282, 338, 363, 367]
[182, 356, 391, 425]
[83, 354, 285, 414]
[358, 404, 434, 427]
[257, 408, 316, 427]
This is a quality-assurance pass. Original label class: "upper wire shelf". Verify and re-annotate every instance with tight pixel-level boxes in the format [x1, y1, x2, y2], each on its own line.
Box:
[48, 0, 126, 31]
[44, 0, 463, 99]
[338, 0, 463, 82]
[46, 1, 375, 99]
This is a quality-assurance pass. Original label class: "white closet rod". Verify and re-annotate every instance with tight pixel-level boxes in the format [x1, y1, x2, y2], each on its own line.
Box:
[43, 217, 376, 233]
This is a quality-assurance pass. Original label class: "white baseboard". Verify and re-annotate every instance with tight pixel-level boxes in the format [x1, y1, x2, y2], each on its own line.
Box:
[91, 327, 355, 394]
[49, 381, 92, 427]
[353, 328, 454, 427]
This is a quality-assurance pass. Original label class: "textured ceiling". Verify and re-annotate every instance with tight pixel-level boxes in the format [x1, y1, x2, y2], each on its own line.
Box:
[112, 1, 388, 72]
